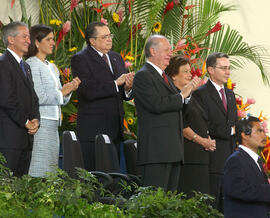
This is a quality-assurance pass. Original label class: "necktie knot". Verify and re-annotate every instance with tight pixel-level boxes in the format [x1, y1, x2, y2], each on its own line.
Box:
[162, 71, 170, 86]
[102, 54, 109, 66]
[219, 88, 227, 111]
[20, 60, 27, 78]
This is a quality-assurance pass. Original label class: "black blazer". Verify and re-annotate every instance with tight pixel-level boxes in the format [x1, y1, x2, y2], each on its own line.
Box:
[0, 50, 39, 150]
[193, 80, 238, 173]
[71, 46, 128, 142]
[224, 148, 270, 218]
[183, 97, 209, 164]
[133, 63, 184, 165]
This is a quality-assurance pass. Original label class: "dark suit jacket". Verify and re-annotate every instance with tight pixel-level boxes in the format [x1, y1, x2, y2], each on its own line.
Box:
[133, 63, 184, 165]
[193, 80, 237, 173]
[183, 97, 209, 164]
[71, 46, 128, 142]
[224, 148, 270, 218]
[0, 50, 40, 150]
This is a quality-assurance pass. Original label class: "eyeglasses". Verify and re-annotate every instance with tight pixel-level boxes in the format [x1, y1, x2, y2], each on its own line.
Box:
[93, 34, 114, 40]
[214, 66, 231, 71]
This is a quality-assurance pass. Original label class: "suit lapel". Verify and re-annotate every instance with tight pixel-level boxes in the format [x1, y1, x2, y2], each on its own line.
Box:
[206, 80, 227, 115]
[239, 148, 265, 181]
[145, 63, 176, 93]
[6, 51, 31, 88]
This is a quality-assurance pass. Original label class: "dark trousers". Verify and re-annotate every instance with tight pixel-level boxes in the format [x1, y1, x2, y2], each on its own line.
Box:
[210, 173, 224, 213]
[141, 162, 181, 192]
[0, 149, 32, 177]
[80, 138, 121, 172]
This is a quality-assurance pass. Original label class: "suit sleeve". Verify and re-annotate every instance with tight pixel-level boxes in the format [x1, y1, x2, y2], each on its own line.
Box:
[0, 62, 28, 127]
[224, 156, 270, 203]
[133, 69, 183, 114]
[71, 53, 118, 101]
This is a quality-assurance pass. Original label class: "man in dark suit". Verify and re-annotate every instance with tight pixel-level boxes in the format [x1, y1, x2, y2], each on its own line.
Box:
[224, 116, 270, 218]
[71, 21, 134, 171]
[193, 52, 238, 211]
[0, 22, 40, 177]
[133, 35, 200, 191]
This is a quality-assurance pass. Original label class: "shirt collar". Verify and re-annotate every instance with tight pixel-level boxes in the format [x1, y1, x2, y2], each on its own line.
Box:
[239, 145, 260, 163]
[7, 48, 22, 64]
[91, 45, 107, 57]
[209, 78, 225, 92]
[146, 60, 163, 76]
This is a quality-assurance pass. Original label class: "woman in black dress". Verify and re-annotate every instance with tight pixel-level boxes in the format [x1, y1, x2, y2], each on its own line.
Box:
[165, 55, 216, 197]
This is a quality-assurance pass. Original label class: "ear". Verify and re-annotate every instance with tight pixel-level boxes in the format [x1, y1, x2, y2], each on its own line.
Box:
[89, 38, 95, 46]
[207, 66, 214, 76]
[241, 132, 249, 143]
[7, 35, 14, 45]
[35, 40, 40, 49]
[149, 47, 156, 57]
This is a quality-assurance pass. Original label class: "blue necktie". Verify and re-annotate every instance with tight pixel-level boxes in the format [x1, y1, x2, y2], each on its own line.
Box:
[20, 60, 27, 78]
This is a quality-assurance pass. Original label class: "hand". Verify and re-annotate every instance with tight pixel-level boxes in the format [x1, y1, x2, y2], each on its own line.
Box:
[201, 136, 216, 151]
[124, 72, 135, 91]
[116, 74, 126, 86]
[25, 119, 39, 135]
[180, 76, 200, 98]
[71, 77, 81, 91]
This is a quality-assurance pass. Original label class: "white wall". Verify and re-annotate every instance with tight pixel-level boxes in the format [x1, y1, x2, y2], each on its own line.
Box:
[219, 0, 270, 120]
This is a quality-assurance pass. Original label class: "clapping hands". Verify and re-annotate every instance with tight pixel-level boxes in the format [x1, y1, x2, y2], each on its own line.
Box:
[115, 72, 135, 91]
[61, 77, 81, 96]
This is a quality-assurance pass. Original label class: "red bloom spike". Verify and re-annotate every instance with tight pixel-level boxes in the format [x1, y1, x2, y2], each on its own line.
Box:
[11, 0, 15, 8]
[92, 8, 103, 13]
[70, 0, 79, 12]
[184, 5, 198, 10]
[102, 3, 119, 8]
[164, 1, 174, 15]
[206, 21, 222, 37]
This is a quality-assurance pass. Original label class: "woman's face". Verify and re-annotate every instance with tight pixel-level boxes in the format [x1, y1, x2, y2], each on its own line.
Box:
[172, 63, 192, 89]
[36, 32, 55, 56]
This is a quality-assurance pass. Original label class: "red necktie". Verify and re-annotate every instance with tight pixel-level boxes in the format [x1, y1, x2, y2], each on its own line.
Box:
[219, 88, 227, 111]
[102, 54, 109, 66]
[162, 71, 170, 86]
[257, 157, 269, 184]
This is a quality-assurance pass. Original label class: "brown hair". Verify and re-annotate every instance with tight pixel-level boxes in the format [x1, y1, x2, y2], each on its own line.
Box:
[165, 55, 190, 78]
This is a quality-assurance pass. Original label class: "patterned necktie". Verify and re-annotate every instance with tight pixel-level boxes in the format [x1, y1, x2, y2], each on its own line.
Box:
[102, 54, 109, 66]
[257, 157, 269, 184]
[162, 71, 170, 87]
[20, 60, 27, 78]
[219, 88, 227, 111]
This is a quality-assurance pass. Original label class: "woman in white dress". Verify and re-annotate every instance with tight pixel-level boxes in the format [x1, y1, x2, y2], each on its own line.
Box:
[26, 24, 80, 177]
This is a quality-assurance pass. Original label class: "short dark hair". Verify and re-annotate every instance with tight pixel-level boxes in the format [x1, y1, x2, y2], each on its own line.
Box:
[206, 52, 229, 69]
[144, 34, 167, 58]
[165, 55, 190, 78]
[85, 21, 106, 46]
[26, 24, 53, 58]
[2, 21, 27, 47]
[236, 116, 261, 144]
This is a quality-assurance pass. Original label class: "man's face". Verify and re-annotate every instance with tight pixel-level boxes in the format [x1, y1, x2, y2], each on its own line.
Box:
[150, 38, 172, 70]
[208, 57, 230, 86]
[90, 26, 112, 54]
[8, 26, 30, 57]
[246, 122, 266, 152]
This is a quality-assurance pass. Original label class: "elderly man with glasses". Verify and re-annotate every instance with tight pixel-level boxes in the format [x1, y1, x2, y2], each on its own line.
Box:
[71, 21, 134, 171]
[193, 52, 238, 212]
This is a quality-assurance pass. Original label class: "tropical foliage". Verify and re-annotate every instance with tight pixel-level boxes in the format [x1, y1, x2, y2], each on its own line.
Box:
[3, 0, 270, 138]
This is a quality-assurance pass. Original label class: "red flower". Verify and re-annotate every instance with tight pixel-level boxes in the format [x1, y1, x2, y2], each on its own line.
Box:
[70, 0, 79, 12]
[184, 5, 198, 10]
[56, 21, 71, 48]
[92, 2, 119, 15]
[191, 67, 202, 78]
[11, 0, 15, 8]
[164, 1, 174, 15]
[68, 113, 77, 123]
[205, 21, 222, 37]
[231, 83, 236, 90]
[236, 97, 242, 105]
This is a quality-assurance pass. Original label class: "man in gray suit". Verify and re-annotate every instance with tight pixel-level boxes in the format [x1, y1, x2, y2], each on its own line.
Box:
[133, 35, 200, 191]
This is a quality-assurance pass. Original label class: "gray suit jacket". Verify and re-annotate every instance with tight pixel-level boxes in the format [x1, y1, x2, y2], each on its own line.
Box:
[26, 56, 71, 123]
[133, 63, 184, 165]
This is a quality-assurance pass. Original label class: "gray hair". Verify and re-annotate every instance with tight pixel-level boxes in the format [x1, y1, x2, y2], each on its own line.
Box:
[2, 21, 28, 47]
[145, 34, 167, 58]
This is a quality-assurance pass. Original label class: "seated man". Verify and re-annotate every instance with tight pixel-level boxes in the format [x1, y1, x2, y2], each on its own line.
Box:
[224, 116, 270, 218]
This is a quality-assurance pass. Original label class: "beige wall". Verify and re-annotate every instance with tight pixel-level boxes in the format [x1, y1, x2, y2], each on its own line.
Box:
[219, 0, 270, 120]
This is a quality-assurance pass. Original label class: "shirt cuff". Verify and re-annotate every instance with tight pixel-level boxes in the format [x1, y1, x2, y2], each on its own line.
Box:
[125, 89, 132, 98]
[114, 81, 119, 92]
